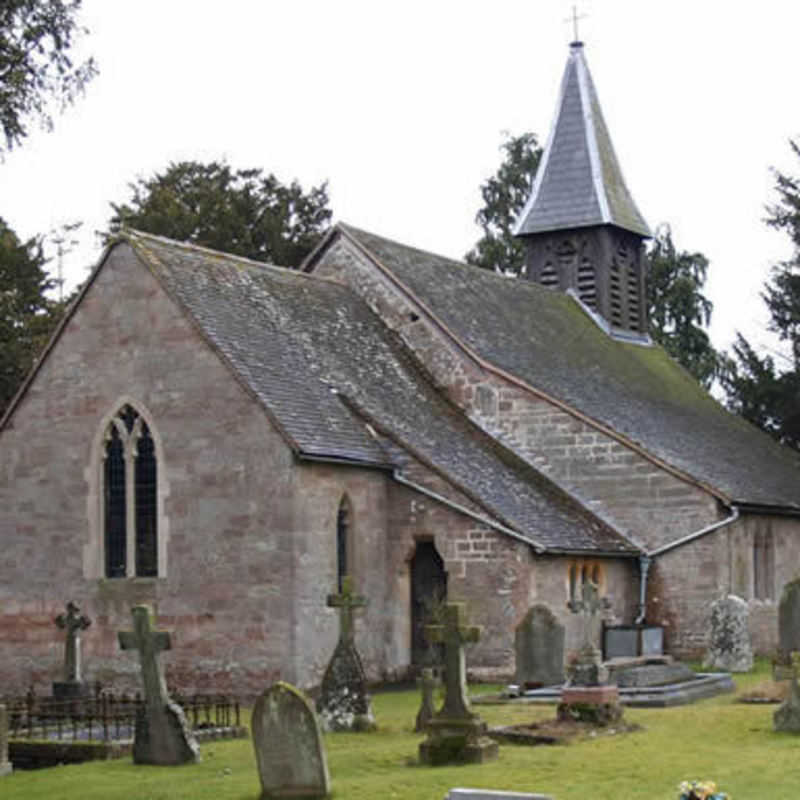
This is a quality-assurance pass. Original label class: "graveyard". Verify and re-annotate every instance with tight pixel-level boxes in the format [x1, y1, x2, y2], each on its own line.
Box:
[2, 659, 800, 800]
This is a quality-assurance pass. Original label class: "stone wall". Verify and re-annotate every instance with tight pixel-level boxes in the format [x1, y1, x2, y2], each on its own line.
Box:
[0, 245, 396, 696]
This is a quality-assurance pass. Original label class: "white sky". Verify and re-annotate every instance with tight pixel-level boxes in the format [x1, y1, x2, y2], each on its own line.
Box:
[2, 0, 799, 359]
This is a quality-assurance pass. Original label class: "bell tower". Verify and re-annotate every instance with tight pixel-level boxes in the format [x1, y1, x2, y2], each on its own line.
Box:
[514, 41, 651, 338]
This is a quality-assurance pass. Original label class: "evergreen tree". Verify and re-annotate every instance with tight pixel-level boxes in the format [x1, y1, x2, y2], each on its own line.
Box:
[0, 217, 66, 415]
[721, 140, 800, 449]
[647, 225, 718, 388]
[109, 161, 332, 268]
[465, 132, 541, 275]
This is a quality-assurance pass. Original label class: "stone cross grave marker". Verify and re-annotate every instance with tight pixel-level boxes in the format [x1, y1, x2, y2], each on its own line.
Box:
[327, 575, 366, 644]
[419, 602, 498, 764]
[778, 578, 800, 674]
[118, 605, 199, 765]
[54, 601, 91, 698]
[317, 575, 375, 731]
[426, 603, 480, 719]
[567, 579, 608, 653]
[0, 704, 12, 777]
[252, 682, 330, 799]
[415, 667, 440, 732]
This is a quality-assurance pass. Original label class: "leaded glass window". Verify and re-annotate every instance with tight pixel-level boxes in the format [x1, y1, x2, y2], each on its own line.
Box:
[336, 497, 351, 592]
[102, 405, 159, 578]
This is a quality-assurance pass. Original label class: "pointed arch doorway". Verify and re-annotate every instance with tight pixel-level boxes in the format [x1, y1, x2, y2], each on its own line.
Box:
[410, 540, 448, 668]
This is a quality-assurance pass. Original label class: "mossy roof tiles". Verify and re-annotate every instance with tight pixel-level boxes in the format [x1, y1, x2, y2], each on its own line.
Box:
[127, 230, 635, 555]
[339, 224, 800, 511]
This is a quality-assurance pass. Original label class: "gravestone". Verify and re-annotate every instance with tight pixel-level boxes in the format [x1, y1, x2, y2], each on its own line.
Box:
[252, 682, 330, 799]
[316, 576, 375, 731]
[560, 580, 622, 725]
[53, 601, 91, 699]
[514, 604, 564, 688]
[703, 594, 753, 673]
[118, 605, 200, 765]
[445, 790, 554, 800]
[0, 705, 12, 777]
[778, 578, 800, 669]
[774, 652, 800, 733]
[415, 667, 440, 732]
[418, 603, 498, 765]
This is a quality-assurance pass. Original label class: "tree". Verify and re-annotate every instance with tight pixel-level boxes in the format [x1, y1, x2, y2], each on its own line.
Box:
[0, 0, 97, 155]
[0, 217, 66, 415]
[109, 161, 332, 269]
[720, 139, 800, 449]
[465, 132, 542, 275]
[646, 225, 719, 388]
[466, 131, 718, 385]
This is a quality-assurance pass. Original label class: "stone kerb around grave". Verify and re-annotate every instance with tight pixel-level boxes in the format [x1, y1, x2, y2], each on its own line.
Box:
[252, 682, 330, 800]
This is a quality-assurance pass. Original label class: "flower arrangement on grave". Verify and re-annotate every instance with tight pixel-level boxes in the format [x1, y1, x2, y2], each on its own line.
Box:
[678, 779, 729, 800]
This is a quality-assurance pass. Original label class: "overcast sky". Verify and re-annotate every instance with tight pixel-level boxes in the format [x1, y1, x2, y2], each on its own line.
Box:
[2, 0, 799, 359]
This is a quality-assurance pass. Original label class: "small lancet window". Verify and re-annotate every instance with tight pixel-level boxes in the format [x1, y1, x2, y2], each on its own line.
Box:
[102, 405, 159, 578]
[336, 497, 351, 592]
[753, 528, 775, 601]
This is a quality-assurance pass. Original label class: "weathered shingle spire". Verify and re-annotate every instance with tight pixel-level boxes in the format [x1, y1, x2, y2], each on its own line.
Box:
[515, 41, 651, 337]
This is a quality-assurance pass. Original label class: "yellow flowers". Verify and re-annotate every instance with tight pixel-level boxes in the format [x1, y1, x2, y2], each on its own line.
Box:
[678, 779, 729, 800]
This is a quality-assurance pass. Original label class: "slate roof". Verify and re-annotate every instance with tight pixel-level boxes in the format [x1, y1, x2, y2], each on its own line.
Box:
[514, 42, 651, 239]
[126, 230, 636, 555]
[335, 224, 800, 511]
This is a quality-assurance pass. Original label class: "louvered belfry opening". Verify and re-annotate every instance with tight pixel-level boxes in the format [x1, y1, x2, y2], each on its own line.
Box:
[523, 225, 647, 334]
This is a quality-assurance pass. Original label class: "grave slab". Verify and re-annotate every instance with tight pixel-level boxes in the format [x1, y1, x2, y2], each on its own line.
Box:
[252, 682, 330, 799]
[446, 789, 554, 800]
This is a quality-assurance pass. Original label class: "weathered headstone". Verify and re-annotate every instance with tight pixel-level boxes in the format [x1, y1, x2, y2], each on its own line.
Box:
[415, 667, 440, 732]
[252, 682, 330, 799]
[53, 601, 91, 699]
[0, 705, 12, 777]
[778, 578, 800, 670]
[317, 576, 375, 732]
[514, 605, 565, 688]
[703, 594, 753, 673]
[560, 580, 622, 724]
[774, 652, 800, 732]
[118, 605, 200, 765]
[418, 603, 498, 765]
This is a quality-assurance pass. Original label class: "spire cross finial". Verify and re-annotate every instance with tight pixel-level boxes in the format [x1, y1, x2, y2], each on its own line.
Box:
[565, 5, 587, 43]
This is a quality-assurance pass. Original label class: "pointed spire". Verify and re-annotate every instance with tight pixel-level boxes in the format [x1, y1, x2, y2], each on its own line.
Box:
[514, 42, 651, 239]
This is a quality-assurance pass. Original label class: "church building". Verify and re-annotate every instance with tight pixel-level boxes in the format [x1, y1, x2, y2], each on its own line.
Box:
[1, 41, 798, 695]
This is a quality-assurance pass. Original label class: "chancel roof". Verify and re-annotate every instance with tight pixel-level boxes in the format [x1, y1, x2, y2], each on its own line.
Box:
[336, 224, 800, 511]
[125, 230, 635, 555]
[514, 42, 651, 239]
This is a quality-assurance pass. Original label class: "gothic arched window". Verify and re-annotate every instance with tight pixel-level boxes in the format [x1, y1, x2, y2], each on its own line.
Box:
[102, 404, 159, 578]
[336, 496, 352, 592]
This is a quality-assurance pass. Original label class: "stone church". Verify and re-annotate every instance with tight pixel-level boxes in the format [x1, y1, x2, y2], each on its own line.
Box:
[2, 42, 799, 695]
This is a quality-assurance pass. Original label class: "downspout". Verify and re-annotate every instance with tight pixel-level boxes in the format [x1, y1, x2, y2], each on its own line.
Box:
[634, 505, 741, 625]
[391, 469, 547, 554]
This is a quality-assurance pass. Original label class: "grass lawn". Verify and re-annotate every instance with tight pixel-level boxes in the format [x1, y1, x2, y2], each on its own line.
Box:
[4, 661, 798, 800]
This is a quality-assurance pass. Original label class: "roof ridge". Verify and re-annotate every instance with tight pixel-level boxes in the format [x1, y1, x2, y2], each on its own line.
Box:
[123, 227, 341, 286]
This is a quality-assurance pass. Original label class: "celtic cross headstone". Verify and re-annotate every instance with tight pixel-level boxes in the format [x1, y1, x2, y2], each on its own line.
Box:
[418, 602, 497, 764]
[53, 601, 92, 699]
